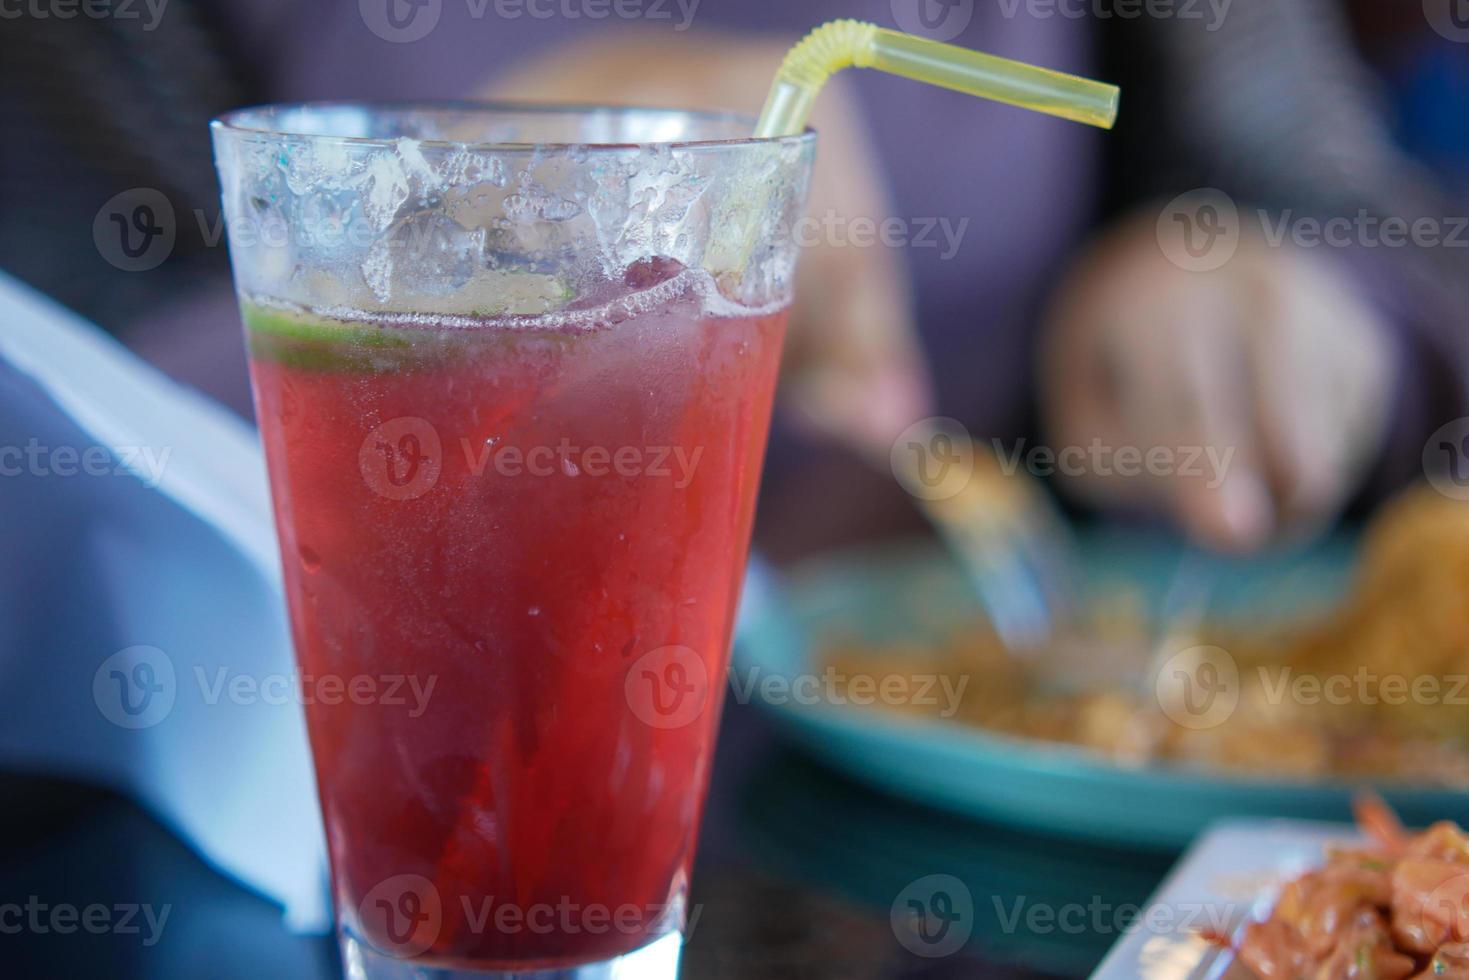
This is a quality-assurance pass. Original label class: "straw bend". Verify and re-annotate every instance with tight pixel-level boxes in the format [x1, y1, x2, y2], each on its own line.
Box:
[774, 19, 880, 88]
[755, 20, 879, 139]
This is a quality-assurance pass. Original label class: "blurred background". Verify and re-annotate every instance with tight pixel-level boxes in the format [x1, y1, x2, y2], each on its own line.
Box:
[2, 0, 1468, 977]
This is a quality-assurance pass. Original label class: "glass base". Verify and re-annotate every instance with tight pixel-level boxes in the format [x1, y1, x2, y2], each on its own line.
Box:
[341, 930, 683, 980]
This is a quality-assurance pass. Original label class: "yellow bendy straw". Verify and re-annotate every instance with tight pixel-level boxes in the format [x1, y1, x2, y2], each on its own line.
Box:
[706, 22, 1117, 277]
[755, 19, 1119, 137]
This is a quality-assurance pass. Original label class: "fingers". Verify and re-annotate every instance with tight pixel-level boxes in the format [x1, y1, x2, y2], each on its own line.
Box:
[1110, 277, 1275, 552]
[1044, 215, 1396, 553]
[1243, 249, 1394, 541]
[1041, 217, 1267, 550]
[1244, 273, 1347, 538]
[1041, 216, 1284, 552]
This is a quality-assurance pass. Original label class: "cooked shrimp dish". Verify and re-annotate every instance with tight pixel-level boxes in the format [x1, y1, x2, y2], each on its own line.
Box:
[1230, 797, 1469, 979]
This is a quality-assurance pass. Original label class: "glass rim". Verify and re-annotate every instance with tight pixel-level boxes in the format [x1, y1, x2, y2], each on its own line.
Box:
[210, 99, 816, 152]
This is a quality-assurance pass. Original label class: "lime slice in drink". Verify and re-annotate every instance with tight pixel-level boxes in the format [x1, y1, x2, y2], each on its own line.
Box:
[243, 269, 574, 369]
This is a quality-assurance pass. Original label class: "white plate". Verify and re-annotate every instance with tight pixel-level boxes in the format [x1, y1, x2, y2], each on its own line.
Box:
[1089, 820, 1361, 980]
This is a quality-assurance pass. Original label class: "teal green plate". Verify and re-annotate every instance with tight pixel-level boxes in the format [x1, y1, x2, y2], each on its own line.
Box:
[733, 531, 1469, 848]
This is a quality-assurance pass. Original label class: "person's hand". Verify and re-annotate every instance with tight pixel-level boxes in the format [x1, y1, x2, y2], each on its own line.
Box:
[1040, 209, 1395, 551]
[480, 31, 933, 457]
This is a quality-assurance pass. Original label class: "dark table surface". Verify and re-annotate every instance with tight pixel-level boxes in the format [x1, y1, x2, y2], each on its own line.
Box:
[0, 700, 1178, 978]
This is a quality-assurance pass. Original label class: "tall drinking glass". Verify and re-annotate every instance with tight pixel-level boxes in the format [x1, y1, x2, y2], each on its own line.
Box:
[211, 104, 813, 979]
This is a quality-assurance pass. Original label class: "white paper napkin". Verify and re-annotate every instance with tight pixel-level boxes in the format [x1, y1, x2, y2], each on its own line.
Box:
[0, 271, 330, 932]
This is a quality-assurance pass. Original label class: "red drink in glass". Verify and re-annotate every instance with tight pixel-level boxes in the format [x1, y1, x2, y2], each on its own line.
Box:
[213, 102, 813, 978]
[244, 266, 786, 970]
